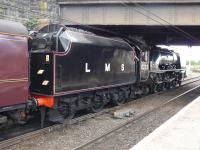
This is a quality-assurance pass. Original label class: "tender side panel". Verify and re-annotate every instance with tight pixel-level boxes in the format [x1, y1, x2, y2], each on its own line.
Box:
[30, 52, 53, 95]
[55, 43, 136, 93]
[0, 34, 28, 107]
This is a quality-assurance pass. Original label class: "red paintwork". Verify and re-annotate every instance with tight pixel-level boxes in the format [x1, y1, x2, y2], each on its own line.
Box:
[0, 34, 28, 107]
[32, 95, 54, 108]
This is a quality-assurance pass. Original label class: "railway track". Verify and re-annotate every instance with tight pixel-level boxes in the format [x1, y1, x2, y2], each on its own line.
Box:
[181, 75, 200, 84]
[0, 76, 200, 149]
[73, 79, 200, 150]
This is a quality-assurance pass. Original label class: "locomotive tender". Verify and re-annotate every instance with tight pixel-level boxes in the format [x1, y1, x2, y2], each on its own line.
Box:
[0, 20, 185, 126]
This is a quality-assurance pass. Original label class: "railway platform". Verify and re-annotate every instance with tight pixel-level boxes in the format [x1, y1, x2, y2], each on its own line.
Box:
[131, 96, 200, 150]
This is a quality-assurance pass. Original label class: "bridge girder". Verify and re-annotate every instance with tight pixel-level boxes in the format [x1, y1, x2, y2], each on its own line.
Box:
[58, 1, 200, 45]
[59, 3, 200, 26]
[58, 0, 200, 4]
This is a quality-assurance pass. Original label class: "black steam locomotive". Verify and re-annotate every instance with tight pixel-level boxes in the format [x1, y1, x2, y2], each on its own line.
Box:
[29, 24, 184, 123]
[0, 20, 185, 126]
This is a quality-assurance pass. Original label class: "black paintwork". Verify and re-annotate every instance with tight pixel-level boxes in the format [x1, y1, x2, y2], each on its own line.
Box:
[30, 27, 137, 95]
[28, 25, 185, 124]
[139, 51, 149, 81]
[150, 47, 181, 71]
[30, 52, 54, 95]
[29, 25, 183, 97]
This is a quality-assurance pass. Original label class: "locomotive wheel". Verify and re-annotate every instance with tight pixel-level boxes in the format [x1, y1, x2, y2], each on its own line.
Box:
[167, 82, 172, 89]
[171, 80, 177, 88]
[112, 91, 126, 106]
[142, 86, 150, 95]
[60, 103, 75, 120]
[162, 82, 167, 91]
[169, 81, 175, 88]
[8, 110, 26, 124]
[149, 84, 155, 94]
[157, 84, 162, 92]
[153, 84, 159, 93]
[66, 104, 75, 119]
[178, 81, 182, 86]
[90, 95, 104, 113]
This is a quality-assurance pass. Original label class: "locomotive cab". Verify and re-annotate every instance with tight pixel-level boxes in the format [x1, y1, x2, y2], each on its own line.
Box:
[140, 50, 149, 81]
[134, 45, 150, 82]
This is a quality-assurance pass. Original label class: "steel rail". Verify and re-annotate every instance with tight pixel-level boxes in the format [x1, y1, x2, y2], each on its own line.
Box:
[0, 76, 200, 149]
[72, 80, 200, 150]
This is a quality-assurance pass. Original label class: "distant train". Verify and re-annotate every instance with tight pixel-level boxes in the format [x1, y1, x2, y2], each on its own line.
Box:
[0, 20, 185, 126]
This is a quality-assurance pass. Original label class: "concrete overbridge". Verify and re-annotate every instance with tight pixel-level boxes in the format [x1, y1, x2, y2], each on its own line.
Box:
[57, 0, 200, 45]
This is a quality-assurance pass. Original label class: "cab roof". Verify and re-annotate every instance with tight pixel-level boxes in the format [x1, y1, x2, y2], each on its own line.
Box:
[0, 19, 28, 36]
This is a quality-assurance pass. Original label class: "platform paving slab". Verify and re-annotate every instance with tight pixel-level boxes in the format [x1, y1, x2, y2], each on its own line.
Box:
[131, 96, 200, 150]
